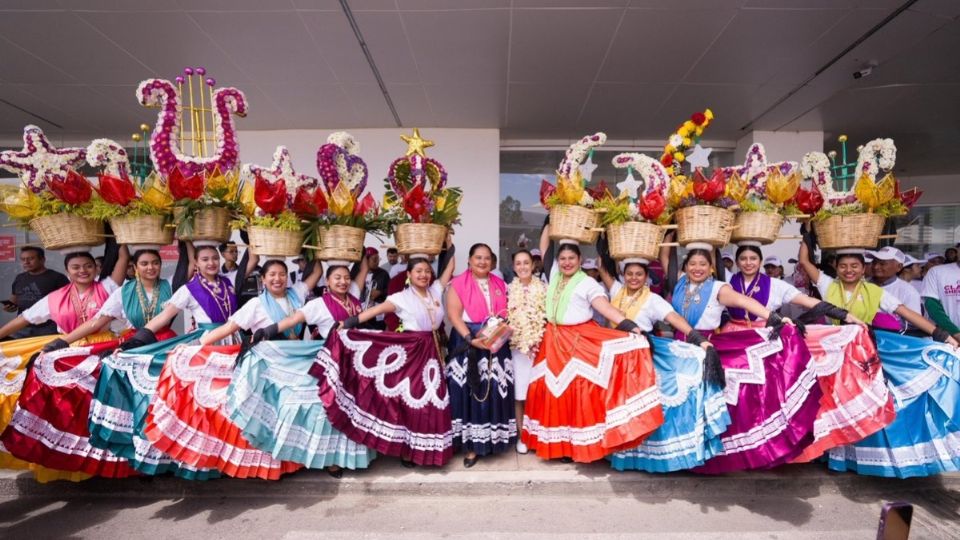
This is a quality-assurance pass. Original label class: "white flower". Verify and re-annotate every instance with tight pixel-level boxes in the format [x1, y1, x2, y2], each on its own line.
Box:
[668, 134, 683, 148]
[327, 131, 359, 155]
[508, 279, 547, 355]
[855, 137, 897, 181]
[579, 191, 594, 206]
[559, 132, 606, 177]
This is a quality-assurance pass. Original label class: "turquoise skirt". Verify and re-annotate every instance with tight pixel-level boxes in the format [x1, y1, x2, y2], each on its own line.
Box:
[226, 340, 376, 470]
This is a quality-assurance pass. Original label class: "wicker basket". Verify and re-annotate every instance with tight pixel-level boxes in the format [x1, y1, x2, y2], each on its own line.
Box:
[318, 225, 366, 262]
[607, 222, 665, 261]
[29, 215, 104, 251]
[110, 215, 174, 246]
[247, 226, 303, 258]
[731, 211, 784, 245]
[549, 205, 600, 244]
[675, 205, 736, 247]
[395, 223, 447, 255]
[175, 206, 231, 243]
[815, 213, 885, 250]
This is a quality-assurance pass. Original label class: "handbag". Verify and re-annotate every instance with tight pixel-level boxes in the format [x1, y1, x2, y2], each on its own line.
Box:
[476, 315, 513, 354]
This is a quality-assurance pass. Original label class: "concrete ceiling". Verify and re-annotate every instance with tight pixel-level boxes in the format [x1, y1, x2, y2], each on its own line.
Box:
[0, 0, 958, 174]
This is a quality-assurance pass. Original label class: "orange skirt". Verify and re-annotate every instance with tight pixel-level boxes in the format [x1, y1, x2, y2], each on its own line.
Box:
[521, 322, 663, 462]
[144, 345, 301, 480]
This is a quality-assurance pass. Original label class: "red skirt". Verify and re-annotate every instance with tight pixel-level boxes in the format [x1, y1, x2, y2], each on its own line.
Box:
[521, 322, 664, 462]
[144, 345, 301, 480]
[0, 339, 136, 478]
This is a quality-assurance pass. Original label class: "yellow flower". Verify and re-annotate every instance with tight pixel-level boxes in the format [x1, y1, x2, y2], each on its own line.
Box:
[141, 171, 174, 211]
[328, 181, 356, 217]
[854, 171, 896, 211]
[683, 137, 692, 147]
[1, 187, 40, 220]
[682, 120, 695, 131]
[678, 126, 690, 137]
[724, 171, 748, 203]
[766, 169, 801, 205]
[556, 170, 586, 205]
[665, 144, 675, 154]
[705, 109, 714, 120]
[239, 181, 256, 217]
[673, 151, 685, 163]
[695, 127, 704, 137]
[668, 175, 692, 206]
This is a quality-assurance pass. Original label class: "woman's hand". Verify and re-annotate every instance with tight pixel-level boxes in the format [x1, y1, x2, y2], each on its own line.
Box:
[846, 313, 868, 328]
[470, 337, 489, 351]
[781, 317, 795, 326]
[948, 336, 959, 349]
[699, 341, 712, 352]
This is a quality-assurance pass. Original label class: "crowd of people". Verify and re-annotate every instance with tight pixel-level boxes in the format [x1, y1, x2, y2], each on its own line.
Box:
[0, 222, 958, 482]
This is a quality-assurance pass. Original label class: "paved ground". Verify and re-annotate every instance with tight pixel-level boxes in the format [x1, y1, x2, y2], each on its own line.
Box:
[1, 453, 958, 539]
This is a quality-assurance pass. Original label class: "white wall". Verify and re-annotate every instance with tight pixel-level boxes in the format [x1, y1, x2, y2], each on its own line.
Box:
[236, 128, 500, 271]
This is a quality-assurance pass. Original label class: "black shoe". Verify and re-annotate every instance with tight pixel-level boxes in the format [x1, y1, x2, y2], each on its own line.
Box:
[327, 467, 343, 479]
[560, 457, 574, 464]
[401, 459, 416, 469]
[463, 455, 479, 468]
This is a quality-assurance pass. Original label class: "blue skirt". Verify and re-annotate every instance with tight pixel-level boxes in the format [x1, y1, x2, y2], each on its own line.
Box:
[446, 323, 517, 456]
[88, 329, 220, 480]
[610, 336, 730, 472]
[226, 340, 376, 470]
[828, 331, 960, 478]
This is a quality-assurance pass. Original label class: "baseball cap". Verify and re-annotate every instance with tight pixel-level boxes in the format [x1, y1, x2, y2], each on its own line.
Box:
[721, 250, 734, 261]
[925, 252, 945, 262]
[763, 256, 782, 267]
[866, 246, 905, 264]
[903, 254, 923, 266]
[581, 259, 598, 270]
[530, 248, 542, 257]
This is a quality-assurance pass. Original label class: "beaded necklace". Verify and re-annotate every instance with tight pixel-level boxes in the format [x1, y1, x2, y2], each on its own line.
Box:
[199, 274, 232, 322]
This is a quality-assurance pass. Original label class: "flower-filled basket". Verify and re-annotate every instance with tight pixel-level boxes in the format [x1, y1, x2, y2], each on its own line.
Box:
[0, 125, 105, 251]
[383, 129, 461, 255]
[670, 167, 737, 247]
[541, 133, 606, 244]
[721, 144, 801, 245]
[803, 137, 918, 250]
[238, 146, 310, 259]
[600, 152, 673, 261]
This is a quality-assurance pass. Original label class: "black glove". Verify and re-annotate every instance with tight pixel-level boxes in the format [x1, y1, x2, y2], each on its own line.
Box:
[41, 338, 69, 353]
[817, 301, 849, 322]
[686, 329, 708, 347]
[933, 326, 952, 344]
[616, 319, 639, 333]
[766, 312, 786, 342]
[252, 323, 280, 344]
[119, 328, 158, 351]
[341, 316, 360, 330]
[702, 346, 725, 388]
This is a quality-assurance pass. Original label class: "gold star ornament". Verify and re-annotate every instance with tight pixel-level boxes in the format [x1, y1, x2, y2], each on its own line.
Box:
[400, 128, 435, 158]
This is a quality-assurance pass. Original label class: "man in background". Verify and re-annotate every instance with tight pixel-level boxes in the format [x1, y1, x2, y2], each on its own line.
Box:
[381, 247, 399, 273]
[721, 251, 735, 273]
[763, 256, 784, 279]
[868, 246, 923, 332]
[219, 242, 240, 285]
[361, 247, 390, 330]
[5, 247, 69, 339]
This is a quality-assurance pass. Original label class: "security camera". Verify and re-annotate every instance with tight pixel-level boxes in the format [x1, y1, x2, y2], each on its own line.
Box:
[853, 67, 873, 79]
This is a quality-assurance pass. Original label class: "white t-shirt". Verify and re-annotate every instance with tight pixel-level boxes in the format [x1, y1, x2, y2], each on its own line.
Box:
[387, 281, 444, 331]
[230, 282, 309, 333]
[878, 277, 922, 315]
[675, 280, 726, 331]
[298, 283, 361, 338]
[816, 274, 902, 314]
[96, 279, 172, 331]
[22, 278, 122, 332]
[922, 263, 960, 326]
[608, 281, 674, 332]
[389, 263, 407, 279]
[729, 274, 802, 312]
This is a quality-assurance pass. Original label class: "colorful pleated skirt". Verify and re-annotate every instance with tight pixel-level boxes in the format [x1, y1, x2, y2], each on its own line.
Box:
[227, 340, 376, 470]
[610, 335, 730, 472]
[521, 321, 664, 463]
[311, 329, 453, 467]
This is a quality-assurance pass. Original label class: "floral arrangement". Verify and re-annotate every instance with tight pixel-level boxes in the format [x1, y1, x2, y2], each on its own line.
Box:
[720, 143, 801, 216]
[314, 132, 389, 233]
[667, 168, 738, 210]
[83, 138, 175, 221]
[239, 146, 316, 233]
[659, 109, 713, 172]
[801, 137, 920, 220]
[596, 152, 671, 225]
[507, 278, 547, 356]
[539, 132, 607, 210]
[382, 128, 462, 227]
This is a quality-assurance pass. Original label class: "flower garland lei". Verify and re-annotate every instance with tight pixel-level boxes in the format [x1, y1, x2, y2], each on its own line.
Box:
[507, 278, 547, 355]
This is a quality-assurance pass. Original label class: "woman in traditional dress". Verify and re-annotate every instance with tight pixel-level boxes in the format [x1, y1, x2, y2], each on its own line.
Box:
[228, 259, 377, 477]
[725, 243, 892, 463]
[445, 243, 515, 467]
[597, 258, 731, 472]
[0, 250, 129, 481]
[86, 242, 253, 479]
[798, 239, 960, 477]
[311, 241, 457, 467]
[142, 257, 321, 479]
[520, 224, 664, 463]
[663, 244, 822, 473]
[507, 250, 546, 455]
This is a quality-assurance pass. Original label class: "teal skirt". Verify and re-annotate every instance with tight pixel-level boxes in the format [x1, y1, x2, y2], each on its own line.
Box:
[87, 327, 220, 480]
[226, 340, 376, 470]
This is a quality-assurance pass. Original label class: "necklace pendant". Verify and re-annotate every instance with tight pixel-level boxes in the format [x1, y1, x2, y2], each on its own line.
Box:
[693, 295, 702, 303]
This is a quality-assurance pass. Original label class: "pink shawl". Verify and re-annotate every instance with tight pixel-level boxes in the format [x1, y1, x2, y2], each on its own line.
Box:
[47, 281, 111, 333]
[450, 271, 508, 322]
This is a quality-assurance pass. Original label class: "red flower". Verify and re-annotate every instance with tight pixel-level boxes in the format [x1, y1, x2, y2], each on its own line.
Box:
[692, 168, 725, 203]
[168, 168, 203, 200]
[313, 186, 329, 215]
[403, 182, 429, 223]
[691, 112, 706, 126]
[354, 193, 377, 216]
[48, 169, 92, 205]
[96, 174, 137, 206]
[587, 180, 611, 201]
[639, 190, 666, 221]
[292, 186, 318, 218]
[792, 185, 824, 215]
[894, 179, 922, 209]
[254, 175, 287, 216]
[539, 179, 556, 210]
[660, 154, 674, 167]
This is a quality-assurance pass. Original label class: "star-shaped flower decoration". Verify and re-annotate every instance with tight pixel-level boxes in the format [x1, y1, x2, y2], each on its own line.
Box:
[0, 125, 86, 193]
[686, 144, 713, 170]
[578, 152, 599, 182]
[616, 168, 642, 200]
